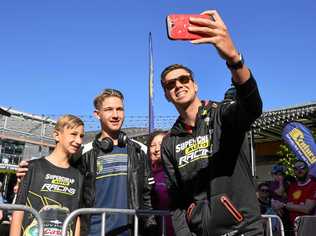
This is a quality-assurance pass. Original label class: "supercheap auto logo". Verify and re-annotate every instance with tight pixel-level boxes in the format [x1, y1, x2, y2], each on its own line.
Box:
[176, 135, 212, 168]
[40, 174, 76, 196]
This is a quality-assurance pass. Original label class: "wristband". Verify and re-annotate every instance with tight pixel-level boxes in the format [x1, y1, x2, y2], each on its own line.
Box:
[226, 53, 244, 70]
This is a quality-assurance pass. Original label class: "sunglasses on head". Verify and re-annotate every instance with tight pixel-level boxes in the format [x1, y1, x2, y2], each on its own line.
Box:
[163, 75, 192, 90]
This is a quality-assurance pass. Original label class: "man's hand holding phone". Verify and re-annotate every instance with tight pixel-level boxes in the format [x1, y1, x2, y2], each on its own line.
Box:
[167, 10, 251, 85]
[167, 10, 239, 63]
[166, 14, 211, 40]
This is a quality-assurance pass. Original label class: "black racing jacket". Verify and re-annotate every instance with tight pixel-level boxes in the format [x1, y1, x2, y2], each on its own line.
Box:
[161, 75, 263, 236]
[72, 137, 156, 235]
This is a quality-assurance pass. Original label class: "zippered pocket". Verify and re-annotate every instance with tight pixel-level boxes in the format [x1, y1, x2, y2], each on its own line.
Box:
[220, 195, 244, 223]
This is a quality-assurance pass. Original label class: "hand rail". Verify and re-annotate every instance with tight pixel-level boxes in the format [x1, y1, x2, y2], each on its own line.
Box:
[61, 208, 170, 236]
[0, 203, 44, 236]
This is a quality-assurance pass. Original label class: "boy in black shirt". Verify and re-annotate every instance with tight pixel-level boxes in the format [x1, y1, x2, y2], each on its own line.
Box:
[10, 114, 84, 236]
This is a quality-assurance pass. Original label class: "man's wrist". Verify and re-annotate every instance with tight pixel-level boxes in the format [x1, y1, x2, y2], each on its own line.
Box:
[226, 53, 244, 70]
[226, 52, 241, 64]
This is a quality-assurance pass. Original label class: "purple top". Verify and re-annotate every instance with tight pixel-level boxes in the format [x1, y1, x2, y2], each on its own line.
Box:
[152, 164, 174, 236]
[269, 181, 287, 202]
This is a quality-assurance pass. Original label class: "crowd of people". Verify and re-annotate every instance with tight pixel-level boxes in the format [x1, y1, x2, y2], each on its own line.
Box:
[257, 162, 316, 235]
[0, 9, 315, 236]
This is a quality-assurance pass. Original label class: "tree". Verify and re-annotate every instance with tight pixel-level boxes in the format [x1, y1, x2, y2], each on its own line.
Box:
[276, 143, 296, 177]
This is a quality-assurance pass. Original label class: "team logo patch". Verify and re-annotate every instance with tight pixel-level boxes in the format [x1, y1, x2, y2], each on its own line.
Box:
[176, 135, 212, 168]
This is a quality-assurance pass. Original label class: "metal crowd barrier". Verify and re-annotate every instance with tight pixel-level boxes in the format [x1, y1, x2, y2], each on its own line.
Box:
[0, 203, 44, 236]
[261, 214, 285, 236]
[62, 207, 170, 236]
[0, 205, 294, 236]
[294, 215, 316, 236]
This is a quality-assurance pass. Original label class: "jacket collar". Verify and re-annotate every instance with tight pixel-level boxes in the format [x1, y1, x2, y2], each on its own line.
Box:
[170, 100, 216, 136]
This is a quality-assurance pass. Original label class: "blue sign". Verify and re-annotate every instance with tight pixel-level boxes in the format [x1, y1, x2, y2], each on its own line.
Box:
[282, 122, 316, 177]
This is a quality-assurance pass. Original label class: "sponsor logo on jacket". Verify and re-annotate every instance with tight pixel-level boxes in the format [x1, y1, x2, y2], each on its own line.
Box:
[176, 135, 212, 168]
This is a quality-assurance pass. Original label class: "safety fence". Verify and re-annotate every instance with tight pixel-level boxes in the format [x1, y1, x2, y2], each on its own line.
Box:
[0, 203, 44, 236]
[0, 204, 169, 236]
[2, 204, 315, 236]
[62, 208, 170, 236]
[294, 215, 316, 236]
[261, 214, 285, 236]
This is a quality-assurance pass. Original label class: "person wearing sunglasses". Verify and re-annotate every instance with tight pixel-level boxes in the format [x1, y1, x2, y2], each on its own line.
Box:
[257, 183, 282, 235]
[273, 160, 316, 231]
[160, 10, 263, 236]
[257, 183, 272, 215]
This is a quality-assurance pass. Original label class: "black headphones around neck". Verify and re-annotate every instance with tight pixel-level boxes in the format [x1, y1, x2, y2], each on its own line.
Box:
[93, 131, 128, 153]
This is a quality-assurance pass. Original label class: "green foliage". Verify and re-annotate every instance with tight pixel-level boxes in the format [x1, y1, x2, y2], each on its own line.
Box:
[276, 144, 296, 177]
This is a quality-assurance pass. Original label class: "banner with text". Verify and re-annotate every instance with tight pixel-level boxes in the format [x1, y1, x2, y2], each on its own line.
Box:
[282, 122, 316, 177]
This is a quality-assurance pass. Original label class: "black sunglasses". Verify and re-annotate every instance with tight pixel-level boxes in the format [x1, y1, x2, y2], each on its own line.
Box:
[260, 188, 269, 193]
[294, 166, 307, 171]
[163, 75, 192, 90]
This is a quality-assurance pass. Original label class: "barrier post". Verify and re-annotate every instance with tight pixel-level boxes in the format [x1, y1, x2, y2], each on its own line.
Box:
[62, 208, 170, 236]
[294, 215, 316, 236]
[0, 203, 44, 236]
[134, 212, 139, 236]
[262, 214, 285, 236]
[161, 215, 166, 236]
[101, 212, 106, 236]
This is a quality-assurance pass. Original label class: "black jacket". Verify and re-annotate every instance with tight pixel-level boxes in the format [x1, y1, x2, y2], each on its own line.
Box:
[73, 137, 156, 235]
[161, 76, 263, 236]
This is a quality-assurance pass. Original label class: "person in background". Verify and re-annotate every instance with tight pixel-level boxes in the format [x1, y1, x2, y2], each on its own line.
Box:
[269, 164, 293, 235]
[257, 182, 272, 215]
[257, 182, 280, 235]
[0, 183, 3, 221]
[269, 164, 288, 203]
[11, 184, 19, 205]
[273, 160, 316, 235]
[148, 130, 174, 236]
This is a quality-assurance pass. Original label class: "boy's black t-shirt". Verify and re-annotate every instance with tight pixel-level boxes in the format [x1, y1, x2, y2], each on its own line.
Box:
[16, 157, 83, 235]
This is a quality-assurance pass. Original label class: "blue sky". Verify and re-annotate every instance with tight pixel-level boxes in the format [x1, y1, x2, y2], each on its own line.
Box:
[0, 1, 315, 130]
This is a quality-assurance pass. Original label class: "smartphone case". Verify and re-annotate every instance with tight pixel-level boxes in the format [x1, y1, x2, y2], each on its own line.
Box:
[166, 14, 210, 40]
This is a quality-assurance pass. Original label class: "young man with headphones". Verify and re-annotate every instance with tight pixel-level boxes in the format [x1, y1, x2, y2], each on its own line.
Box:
[160, 10, 263, 236]
[77, 88, 156, 236]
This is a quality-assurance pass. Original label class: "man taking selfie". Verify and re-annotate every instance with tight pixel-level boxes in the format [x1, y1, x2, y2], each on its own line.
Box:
[160, 10, 263, 236]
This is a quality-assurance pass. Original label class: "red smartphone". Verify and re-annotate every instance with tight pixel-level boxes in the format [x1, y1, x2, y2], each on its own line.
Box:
[166, 14, 210, 40]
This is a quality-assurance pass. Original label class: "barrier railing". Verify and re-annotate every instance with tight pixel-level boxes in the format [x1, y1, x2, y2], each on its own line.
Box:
[261, 214, 285, 236]
[0, 203, 44, 236]
[294, 215, 316, 236]
[0, 205, 295, 236]
[61, 208, 170, 236]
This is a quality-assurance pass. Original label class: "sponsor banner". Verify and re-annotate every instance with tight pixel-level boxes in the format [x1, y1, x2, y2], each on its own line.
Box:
[282, 122, 316, 177]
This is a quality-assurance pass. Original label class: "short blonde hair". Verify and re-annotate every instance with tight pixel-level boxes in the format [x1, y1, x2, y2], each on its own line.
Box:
[55, 114, 84, 132]
[93, 88, 124, 109]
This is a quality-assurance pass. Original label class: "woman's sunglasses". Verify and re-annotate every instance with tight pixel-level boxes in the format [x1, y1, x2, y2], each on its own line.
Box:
[163, 75, 192, 90]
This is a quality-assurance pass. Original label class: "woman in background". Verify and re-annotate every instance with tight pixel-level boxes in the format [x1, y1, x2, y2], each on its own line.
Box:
[148, 130, 174, 236]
